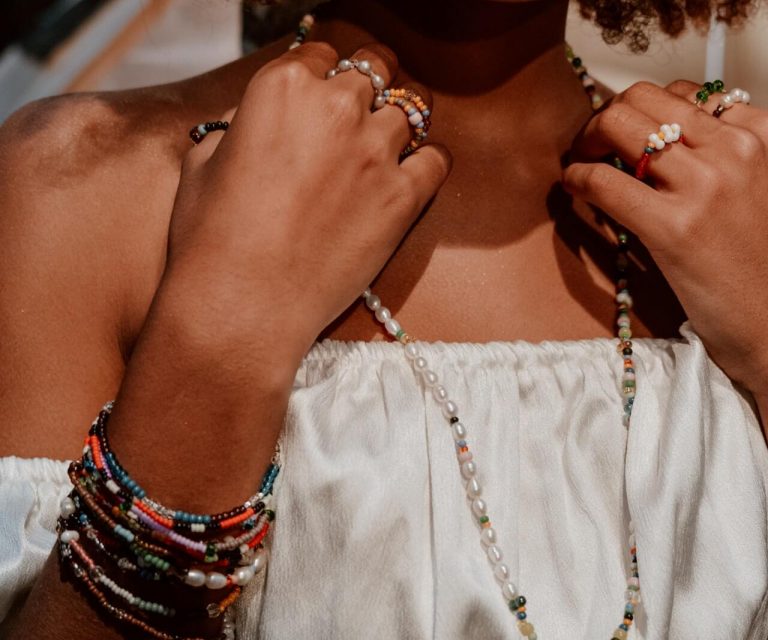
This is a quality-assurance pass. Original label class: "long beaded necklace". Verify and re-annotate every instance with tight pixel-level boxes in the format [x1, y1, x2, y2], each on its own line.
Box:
[293, 13, 640, 640]
[198, 13, 642, 639]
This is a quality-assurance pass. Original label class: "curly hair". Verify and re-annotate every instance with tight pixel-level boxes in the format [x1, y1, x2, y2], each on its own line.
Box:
[576, 0, 759, 52]
[244, 0, 760, 53]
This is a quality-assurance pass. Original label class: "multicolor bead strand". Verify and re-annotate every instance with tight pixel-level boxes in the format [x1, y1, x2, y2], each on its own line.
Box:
[566, 44, 604, 109]
[382, 88, 431, 157]
[694, 79, 725, 106]
[288, 13, 315, 50]
[713, 87, 752, 118]
[58, 403, 280, 640]
[635, 123, 683, 180]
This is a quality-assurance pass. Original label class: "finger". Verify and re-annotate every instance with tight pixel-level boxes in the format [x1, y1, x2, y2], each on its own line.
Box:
[614, 81, 721, 147]
[328, 42, 399, 109]
[371, 81, 434, 159]
[562, 162, 672, 246]
[571, 102, 695, 186]
[669, 79, 758, 129]
[398, 143, 453, 215]
[277, 41, 340, 79]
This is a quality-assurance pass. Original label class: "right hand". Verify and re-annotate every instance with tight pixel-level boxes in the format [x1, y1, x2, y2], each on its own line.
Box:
[163, 41, 452, 366]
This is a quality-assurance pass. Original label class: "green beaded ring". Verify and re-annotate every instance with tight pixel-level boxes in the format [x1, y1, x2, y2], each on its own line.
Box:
[694, 79, 725, 106]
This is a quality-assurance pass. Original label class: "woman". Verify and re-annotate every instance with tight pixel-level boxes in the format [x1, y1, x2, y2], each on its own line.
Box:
[0, 0, 766, 638]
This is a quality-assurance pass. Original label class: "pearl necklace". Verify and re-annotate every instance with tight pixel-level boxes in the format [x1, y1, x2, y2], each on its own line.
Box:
[352, 41, 640, 640]
[243, 13, 640, 639]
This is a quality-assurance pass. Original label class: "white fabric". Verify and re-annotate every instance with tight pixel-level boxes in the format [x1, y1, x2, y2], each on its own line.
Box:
[1, 324, 767, 639]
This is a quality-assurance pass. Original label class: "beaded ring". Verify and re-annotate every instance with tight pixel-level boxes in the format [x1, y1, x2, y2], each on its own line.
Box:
[694, 79, 725, 106]
[635, 123, 683, 180]
[325, 58, 387, 110]
[189, 120, 228, 145]
[713, 87, 752, 118]
[382, 88, 432, 158]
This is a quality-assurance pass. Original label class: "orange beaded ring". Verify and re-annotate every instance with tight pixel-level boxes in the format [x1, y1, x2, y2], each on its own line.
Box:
[382, 88, 432, 158]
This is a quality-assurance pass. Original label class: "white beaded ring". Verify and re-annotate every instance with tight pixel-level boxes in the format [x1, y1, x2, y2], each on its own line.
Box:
[713, 87, 752, 118]
[326, 58, 388, 110]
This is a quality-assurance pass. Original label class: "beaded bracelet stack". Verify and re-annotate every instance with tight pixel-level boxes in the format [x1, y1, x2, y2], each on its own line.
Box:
[57, 402, 280, 640]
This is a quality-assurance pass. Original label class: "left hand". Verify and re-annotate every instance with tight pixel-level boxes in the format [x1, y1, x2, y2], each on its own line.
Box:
[562, 80, 768, 398]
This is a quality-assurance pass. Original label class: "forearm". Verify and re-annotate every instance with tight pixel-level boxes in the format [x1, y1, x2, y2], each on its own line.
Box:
[107, 269, 308, 512]
[8, 270, 308, 639]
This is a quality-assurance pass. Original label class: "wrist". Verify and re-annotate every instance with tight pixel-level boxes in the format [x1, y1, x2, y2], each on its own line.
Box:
[151, 261, 312, 387]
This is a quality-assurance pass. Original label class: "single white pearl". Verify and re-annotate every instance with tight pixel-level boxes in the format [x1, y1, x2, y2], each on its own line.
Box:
[466, 477, 482, 498]
[460, 461, 476, 479]
[723, 93, 735, 106]
[404, 343, 420, 360]
[362, 288, 371, 298]
[371, 73, 385, 89]
[414, 357, 428, 371]
[325, 69, 338, 79]
[374, 94, 387, 110]
[433, 385, 448, 402]
[375, 307, 391, 323]
[232, 566, 255, 586]
[660, 124, 673, 139]
[471, 498, 487, 517]
[205, 572, 228, 590]
[337, 59, 354, 71]
[357, 59, 372, 74]
[742, 90, 752, 104]
[365, 294, 381, 311]
[252, 548, 268, 574]
[452, 421, 467, 440]
[60, 530, 79, 544]
[486, 545, 503, 563]
[732, 88, 745, 101]
[384, 318, 401, 336]
[60, 496, 76, 518]
[408, 112, 424, 126]
[494, 562, 511, 581]
[184, 569, 206, 587]
[502, 581, 519, 601]
[422, 370, 439, 387]
[480, 527, 496, 547]
[442, 400, 459, 419]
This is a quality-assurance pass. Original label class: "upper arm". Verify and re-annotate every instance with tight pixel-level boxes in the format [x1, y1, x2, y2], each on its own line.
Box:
[0, 94, 175, 459]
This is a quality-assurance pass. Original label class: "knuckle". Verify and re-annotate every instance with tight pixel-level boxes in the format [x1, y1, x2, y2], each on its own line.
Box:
[729, 128, 763, 160]
[597, 103, 635, 136]
[254, 59, 311, 94]
[622, 81, 658, 103]
[665, 79, 697, 95]
[326, 90, 363, 122]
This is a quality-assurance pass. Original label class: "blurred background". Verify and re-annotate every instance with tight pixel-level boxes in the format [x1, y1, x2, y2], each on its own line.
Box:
[0, 0, 765, 123]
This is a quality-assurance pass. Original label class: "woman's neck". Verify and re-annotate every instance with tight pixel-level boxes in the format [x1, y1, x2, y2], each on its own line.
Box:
[318, 0, 571, 93]
[312, 0, 594, 155]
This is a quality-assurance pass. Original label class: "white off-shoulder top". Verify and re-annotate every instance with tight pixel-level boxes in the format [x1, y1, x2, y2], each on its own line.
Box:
[2, 324, 767, 639]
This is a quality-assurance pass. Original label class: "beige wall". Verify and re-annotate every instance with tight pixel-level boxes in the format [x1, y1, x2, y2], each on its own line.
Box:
[565, 4, 767, 107]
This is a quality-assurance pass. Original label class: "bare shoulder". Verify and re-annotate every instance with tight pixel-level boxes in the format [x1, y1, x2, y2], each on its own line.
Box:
[0, 89, 186, 459]
[0, 38, 294, 458]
